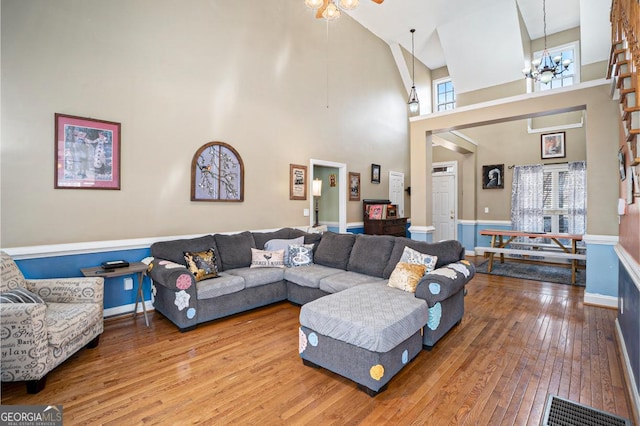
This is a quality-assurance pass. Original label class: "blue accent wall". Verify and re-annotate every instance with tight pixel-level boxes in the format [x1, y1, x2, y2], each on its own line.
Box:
[16, 248, 152, 310]
[585, 243, 618, 297]
[458, 223, 478, 252]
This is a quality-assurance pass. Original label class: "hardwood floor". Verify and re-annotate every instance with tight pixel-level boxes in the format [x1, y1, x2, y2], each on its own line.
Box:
[2, 269, 634, 425]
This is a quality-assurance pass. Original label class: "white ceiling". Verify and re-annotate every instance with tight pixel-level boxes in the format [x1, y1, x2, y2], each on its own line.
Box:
[345, 0, 612, 94]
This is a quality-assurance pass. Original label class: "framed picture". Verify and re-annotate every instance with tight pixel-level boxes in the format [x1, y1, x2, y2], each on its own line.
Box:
[371, 164, 381, 184]
[54, 113, 121, 189]
[482, 164, 504, 189]
[289, 164, 307, 200]
[541, 132, 566, 159]
[191, 142, 244, 201]
[349, 172, 360, 201]
[619, 148, 626, 181]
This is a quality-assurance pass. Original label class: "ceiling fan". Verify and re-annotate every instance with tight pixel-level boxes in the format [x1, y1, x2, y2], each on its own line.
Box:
[306, 0, 384, 20]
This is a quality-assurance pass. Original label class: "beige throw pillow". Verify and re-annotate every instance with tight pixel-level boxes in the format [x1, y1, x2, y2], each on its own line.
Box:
[250, 248, 285, 268]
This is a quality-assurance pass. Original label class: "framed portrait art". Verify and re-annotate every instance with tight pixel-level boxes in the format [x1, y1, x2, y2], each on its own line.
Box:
[349, 172, 360, 201]
[541, 132, 566, 159]
[482, 164, 504, 189]
[371, 164, 381, 184]
[54, 113, 121, 189]
[290, 164, 307, 200]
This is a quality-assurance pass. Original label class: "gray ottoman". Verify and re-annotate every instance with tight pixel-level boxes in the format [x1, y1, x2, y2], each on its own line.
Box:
[299, 283, 429, 396]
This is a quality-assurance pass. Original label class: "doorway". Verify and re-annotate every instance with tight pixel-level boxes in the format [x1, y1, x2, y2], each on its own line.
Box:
[388, 171, 405, 218]
[309, 159, 347, 233]
[432, 161, 457, 241]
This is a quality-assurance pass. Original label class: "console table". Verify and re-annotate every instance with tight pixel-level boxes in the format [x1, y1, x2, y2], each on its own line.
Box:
[362, 199, 407, 237]
[81, 262, 150, 326]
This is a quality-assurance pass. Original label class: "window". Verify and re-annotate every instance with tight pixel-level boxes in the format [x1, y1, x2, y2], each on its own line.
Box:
[543, 164, 568, 233]
[535, 42, 580, 92]
[433, 78, 455, 112]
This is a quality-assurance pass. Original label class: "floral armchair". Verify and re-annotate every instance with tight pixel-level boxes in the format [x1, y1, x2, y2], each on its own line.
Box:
[0, 251, 104, 393]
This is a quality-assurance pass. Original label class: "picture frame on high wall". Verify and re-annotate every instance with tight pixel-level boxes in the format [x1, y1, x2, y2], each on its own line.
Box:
[54, 113, 121, 190]
[349, 172, 360, 201]
[289, 164, 307, 200]
[371, 164, 381, 184]
[541, 131, 566, 159]
[482, 164, 504, 189]
[192, 141, 244, 202]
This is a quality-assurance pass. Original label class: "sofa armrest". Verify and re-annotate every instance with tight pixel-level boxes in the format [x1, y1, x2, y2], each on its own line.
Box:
[26, 277, 104, 304]
[148, 259, 196, 293]
[0, 303, 49, 381]
[414, 260, 475, 306]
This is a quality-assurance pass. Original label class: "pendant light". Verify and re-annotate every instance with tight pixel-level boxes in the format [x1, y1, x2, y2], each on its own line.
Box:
[408, 29, 419, 114]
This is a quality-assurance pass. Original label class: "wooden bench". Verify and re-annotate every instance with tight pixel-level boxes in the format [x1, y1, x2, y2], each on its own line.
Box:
[476, 247, 586, 284]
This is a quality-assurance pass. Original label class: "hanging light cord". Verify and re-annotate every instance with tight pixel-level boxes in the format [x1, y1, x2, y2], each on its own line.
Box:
[542, 0, 548, 51]
[411, 29, 416, 87]
[326, 18, 330, 108]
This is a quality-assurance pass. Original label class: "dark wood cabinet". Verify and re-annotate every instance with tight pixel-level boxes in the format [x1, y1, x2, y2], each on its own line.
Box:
[362, 199, 407, 237]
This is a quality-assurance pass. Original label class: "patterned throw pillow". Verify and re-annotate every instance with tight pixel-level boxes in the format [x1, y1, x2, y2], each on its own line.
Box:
[0, 286, 45, 303]
[288, 244, 314, 267]
[265, 236, 304, 266]
[250, 248, 285, 268]
[387, 262, 427, 293]
[400, 246, 438, 273]
[184, 249, 219, 281]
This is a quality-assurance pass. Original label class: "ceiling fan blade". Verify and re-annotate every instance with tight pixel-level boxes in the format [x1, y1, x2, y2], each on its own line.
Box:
[316, 0, 329, 18]
[371, 0, 384, 3]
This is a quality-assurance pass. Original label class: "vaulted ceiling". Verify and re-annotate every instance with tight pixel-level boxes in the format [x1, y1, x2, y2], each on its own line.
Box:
[345, 0, 612, 94]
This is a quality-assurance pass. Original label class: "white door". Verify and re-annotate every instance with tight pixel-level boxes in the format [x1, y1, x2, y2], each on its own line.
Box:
[388, 171, 405, 217]
[432, 174, 456, 241]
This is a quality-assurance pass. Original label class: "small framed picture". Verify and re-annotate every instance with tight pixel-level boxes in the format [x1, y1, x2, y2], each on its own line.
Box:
[290, 164, 307, 200]
[619, 148, 626, 181]
[482, 164, 504, 189]
[541, 132, 566, 159]
[54, 113, 121, 189]
[349, 172, 360, 201]
[371, 164, 381, 184]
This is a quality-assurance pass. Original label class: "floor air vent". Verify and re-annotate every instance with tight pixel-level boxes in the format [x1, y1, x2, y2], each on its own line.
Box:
[541, 395, 631, 426]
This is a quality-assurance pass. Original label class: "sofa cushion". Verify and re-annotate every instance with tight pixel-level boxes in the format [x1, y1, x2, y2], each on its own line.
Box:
[299, 284, 429, 352]
[284, 264, 343, 289]
[151, 235, 217, 267]
[313, 232, 356, 270]
[252, 228, 294, 249]
[383, 238, 464, 279]
[45, 302, 103, 348]
[250, 248, 285, 269]
[264, 236, 304, 266]
[288, 244, 314, 267]
[346, 234, 395, 278]
[318, 271, 384, 293]
[184, 249, 219, 281]
[214, 231, 256, 271]
[226, 267, 285, 288]
[196, 273, 245, 299]
[388, 262, 427, 293]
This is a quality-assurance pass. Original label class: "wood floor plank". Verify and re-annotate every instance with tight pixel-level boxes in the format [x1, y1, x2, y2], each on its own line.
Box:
[1, 262, 634, 424]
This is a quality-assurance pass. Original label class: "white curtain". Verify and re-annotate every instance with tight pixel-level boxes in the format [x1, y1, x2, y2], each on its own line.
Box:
[567, 161, 587, 235]
[511, 164, 544, 232]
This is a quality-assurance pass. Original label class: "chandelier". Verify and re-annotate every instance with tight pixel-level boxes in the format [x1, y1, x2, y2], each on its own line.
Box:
[522, 0, 571, 84]
[305, 0, 383, 21]
[408, 29, 419, 114]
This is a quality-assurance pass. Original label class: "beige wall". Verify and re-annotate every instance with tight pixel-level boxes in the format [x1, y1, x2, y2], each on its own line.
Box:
[412, 82, 620, 236]
[0, 0, 411, 247]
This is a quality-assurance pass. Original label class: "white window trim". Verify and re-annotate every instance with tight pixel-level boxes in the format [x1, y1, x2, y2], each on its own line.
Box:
[432, 77, 455, 113]
[532, 40, 580, 93]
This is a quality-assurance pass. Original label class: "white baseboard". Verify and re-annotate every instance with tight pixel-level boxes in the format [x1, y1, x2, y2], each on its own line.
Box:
[615, 319, 640, 425]
[104, 300, 154, 318]
[583, 292, 618, 309]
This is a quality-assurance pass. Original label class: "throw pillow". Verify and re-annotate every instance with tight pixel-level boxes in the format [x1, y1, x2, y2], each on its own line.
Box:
[265, 236, 304, 266]
[0, 286, 45, 304]
[400, 246, 438, 273]
[250, 248, 285, 268]
[288, 244, 314, 267]
[184, 249, 219, 281]
[387, 262, 427, 293]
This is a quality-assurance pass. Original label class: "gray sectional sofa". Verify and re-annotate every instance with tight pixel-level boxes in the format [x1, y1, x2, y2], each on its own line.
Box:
[148, 228, 475, 394]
